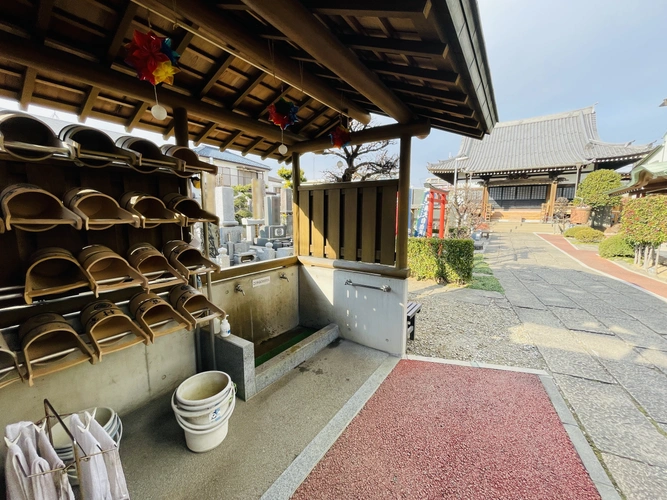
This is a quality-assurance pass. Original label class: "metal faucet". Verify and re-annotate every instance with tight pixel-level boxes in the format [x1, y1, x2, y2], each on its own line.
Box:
[279, 273, 289, 282]
[235, 284, 245, 296]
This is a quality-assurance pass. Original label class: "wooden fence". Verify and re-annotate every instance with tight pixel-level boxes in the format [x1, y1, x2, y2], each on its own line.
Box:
[297, 179, 398, 265]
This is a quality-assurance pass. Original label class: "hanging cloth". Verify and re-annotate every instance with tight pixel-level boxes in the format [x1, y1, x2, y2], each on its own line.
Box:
[85, 412, 129, 500]
[4, 435, 31, 500]
[6, 422, 57, 500]
[36, 425, 75, 500]
[70, 414, 112, 500]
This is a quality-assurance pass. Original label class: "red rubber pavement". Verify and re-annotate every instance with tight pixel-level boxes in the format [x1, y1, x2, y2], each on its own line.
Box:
[538, 233, 667, 300]
[293, 360, 600, 500]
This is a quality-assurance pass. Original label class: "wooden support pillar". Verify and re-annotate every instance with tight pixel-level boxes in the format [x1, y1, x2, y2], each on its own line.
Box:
[291, 152, 301, 251]
[575, 164, 583, 193]
[396, 135, 411, 269]
[547, 181, 558, 220]
[481, 183, 489, 221]
[439, 193, 445, 238]
[426, 191, 434, 238]
[173, 107, 189, 147]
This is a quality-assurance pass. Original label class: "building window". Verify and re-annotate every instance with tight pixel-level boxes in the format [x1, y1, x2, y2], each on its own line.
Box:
[516, 186, 532, 200]
[222, 167, 231, 186]
[502, 186, 516, 200]
[557, 185, 575, 200]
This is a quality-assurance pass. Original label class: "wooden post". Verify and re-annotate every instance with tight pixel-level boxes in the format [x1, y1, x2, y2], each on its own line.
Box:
[439, 193, 445, 238]
[173, 107, 189, 147]
[575, 164, 583, 193]
[396, 135, 411, 269]
[291, 152, 301, 251]
[547, 181, 558, 220]
[481, 183, 489, 221]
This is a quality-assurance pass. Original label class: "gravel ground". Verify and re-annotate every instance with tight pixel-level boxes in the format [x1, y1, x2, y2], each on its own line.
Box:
[407, 279, 546, 370]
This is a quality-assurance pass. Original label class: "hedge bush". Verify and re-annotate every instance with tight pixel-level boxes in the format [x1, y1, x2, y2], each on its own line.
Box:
[563, 226, 588, 238]
[575, 227, 605, 243]
[621, 196, 667, 246]
[407, 237, 474, 284]
[576, 170, 622, 208]
[598, 234, 634, 258]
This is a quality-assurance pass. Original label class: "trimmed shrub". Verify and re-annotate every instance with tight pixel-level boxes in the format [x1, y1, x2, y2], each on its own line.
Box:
[407, 237, 474, 284]
[599, 235, 634, 258]
[576, 170, 622, 209]
[563, 226, 588, 238]
[575, 227, 605, 243]
[621, 196, 667, 247]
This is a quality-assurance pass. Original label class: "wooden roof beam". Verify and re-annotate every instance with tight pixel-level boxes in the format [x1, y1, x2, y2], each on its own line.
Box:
[125, 102, 149, 131]
[199, 54, 234, 97]
[417, 109, 478, 128]
[296, 105, 332, 132]
[19, 68, 36, 110]
[232, 72, 265, 108]
[390, 81, 467, 105]
[290, 120, 431, 154]
[339, 35, 448, 58]
[141, 0, 370, 123]
[242, 0, 412, 123]
[36, 0, 55, 39]
[219, 130, 243, 151]
[79, 86, 100, 120]
[401, 96, 473, 118]
[107, 2, 137, 63]
[261, 142, 282, 160]
[299, 0, 431, 18]
[195, 122, 218, 146]
[0, 32, 305, 144]
[366, 62, 458, 85]
[242, 137, 263, 156]
[174, 25, 198, 55]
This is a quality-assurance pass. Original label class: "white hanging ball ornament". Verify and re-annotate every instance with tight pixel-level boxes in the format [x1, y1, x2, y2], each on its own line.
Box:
[278, 144, 288, 155]
[151, 104, 168, 121]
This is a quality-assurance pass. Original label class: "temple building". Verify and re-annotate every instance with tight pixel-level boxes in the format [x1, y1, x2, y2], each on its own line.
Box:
[427, 107, 654, 221]
[609, 133, 667, 198]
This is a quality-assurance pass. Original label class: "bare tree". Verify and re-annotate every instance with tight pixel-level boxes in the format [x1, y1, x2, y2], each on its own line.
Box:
[322, 120, 398, 182]
[446, 182, 484, 238]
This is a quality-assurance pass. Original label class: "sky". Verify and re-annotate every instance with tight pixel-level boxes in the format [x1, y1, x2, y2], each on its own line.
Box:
[2, 0, 666, 186]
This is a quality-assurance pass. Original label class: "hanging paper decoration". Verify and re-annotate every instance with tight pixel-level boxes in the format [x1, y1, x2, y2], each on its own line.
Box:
[268, 98, 299, 130]
[329, 125, 351, 149]
[124, 30, 181, 120]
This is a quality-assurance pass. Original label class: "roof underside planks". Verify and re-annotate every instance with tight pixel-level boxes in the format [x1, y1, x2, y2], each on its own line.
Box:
[428, 107, 655, 177]
[0, 0, 497, 161]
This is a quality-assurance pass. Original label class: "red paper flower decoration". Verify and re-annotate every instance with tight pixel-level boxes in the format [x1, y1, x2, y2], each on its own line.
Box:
[330, 125, 351, 148]
[125, 30, 176, 86]
[268, 98, 299, 130]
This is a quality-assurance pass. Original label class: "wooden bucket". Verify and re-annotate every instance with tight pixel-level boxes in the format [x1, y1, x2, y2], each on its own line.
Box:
[81, 299, 150, 360]
[63, 187, 139, 230]
[163, 239, 220, 279]
[126, 242, 186, 291]
[120, 191, 182, 228]
[18, 312, 95, 386]
[77, 244, 148, 296]
[129, 291, 192, 340]
[161, 145, 217, 175]
[168, 284, 225, 326]
[24, 247, 94, 304]
[163, 193, 219, 226]
[60, 124, 134, 168]
[0, 111, 69, 162]
[116, 136, 180, 174]
[1, 183, 82, 232]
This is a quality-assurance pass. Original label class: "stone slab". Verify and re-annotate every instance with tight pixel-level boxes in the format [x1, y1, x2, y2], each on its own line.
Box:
[554, 374, 667, 467]
[601, 453, 667, 500]
[601, 317, 667, 351]
[537, 344, 615, 383]
[627, 311, 667, 335]
[637, 348, 667, 374]
[550, 306, 612, 335]
[206, 332, 257, 401]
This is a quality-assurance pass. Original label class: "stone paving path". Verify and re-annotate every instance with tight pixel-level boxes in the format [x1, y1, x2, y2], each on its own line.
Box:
[485, 233, 667, 500]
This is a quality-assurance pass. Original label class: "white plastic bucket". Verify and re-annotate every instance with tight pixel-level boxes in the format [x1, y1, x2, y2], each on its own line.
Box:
[172, 371, 236, 452]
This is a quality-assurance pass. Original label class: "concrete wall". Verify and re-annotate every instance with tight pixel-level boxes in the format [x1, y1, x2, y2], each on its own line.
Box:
[0, 328, 196, 477]
[209, 265, 299, 345]
[299, 266, 407, 356]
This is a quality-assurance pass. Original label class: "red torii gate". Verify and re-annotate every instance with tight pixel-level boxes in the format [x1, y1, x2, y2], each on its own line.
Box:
[426, 187, 448, 238]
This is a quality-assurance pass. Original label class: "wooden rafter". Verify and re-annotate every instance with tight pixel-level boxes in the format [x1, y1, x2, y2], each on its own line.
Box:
[125, 102, 149, 131]
[195, 122, 218, 146]
[79, 87, 100, 121]
[389, 81, 467, 105]
[36, 0, 55, 38]
[174, 25, 198, 55]
[296, 105, 331, 132]
[242, 137, 263, 156]
[366, 62, 458, 85]
[314, 116, 341, 138]
[162, 120, 175, 139]
[200, 54, 235, 97]
[232, 72, 265, 108]
[400, 96, 472, 118]
[339, 35, 447, 58]
[106, 1, 137, 63]
[296, 0, 430, 17]
[261, 142, 281, 160]
[19, 68, 36, 110]
[416, 108, 478, 129]
[219, 130, 243, 151]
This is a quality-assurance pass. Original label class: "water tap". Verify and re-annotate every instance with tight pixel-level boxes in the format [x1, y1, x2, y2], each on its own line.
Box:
[235, 284, 245, 296]
[279, 273, 289, 282]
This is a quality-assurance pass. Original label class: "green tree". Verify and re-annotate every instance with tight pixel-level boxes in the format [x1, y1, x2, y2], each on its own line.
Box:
[576, 170, 622, 208]
[233, 184, 252, 224]
[277, 166, 306, 189]
[621, 195, 667, 269]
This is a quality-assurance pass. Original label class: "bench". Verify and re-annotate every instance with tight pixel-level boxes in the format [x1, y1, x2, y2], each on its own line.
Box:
[406, 301, 422, 341]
